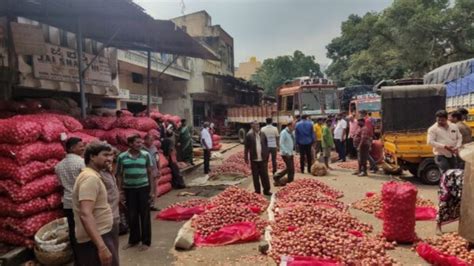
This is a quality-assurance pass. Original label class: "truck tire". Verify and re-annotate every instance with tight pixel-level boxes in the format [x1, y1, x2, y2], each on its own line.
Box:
[238, 128, 247, 144]
[418, 159, 441, 185]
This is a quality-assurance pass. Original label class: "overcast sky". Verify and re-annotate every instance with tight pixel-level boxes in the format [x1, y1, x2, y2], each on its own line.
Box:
[135, 0, 393, 67]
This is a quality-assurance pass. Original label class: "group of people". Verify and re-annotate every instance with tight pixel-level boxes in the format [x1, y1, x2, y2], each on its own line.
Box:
[241, 111, 378, 196]
[427, 108, 473, 244]
[55, 125, 185, 265]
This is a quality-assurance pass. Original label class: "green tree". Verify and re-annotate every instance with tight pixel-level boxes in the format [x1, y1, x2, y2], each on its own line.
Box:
[326, 0, 474, 86]
[251, 50, 322, 96]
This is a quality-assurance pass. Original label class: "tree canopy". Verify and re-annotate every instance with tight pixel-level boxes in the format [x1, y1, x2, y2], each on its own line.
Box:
[326, 0, 474, 87]
[251, 50, 322, 96]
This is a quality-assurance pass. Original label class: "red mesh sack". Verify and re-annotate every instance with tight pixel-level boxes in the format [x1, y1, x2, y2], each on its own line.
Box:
[45, 192, 62, 209]
[83, 116, 116, 130]
[0, 157, 16, 180]
[21, 114, 67, 142]
[102, 129, 120, 145]
[153, 140, 161, 149]
[13, 159, 59, 185]
[0, 175, 61, 203]
[212, 134, 221, 142]
[67, 132, 98, 144]
[0, 196, 49, 217]
[13, 142, 65, 165]
[148, 129, 160, 139]
[160, 167, 171, 176]
[129, 117, 157, 131]
[381, 181, 417, 243]
[81, 129, 107, 140]
[157, 182, 172, 197]
[159, 153, 169, 168]
[50, 114, 83, 132]
[116, 128, 144, 144]
[0, 118, 42, 144]
[121, 110, 133, 117]
[0, 228, 34, 247]
[5, 210, 63, 237]
[158, 174, 172, 185]
[113, 116, 135, 129]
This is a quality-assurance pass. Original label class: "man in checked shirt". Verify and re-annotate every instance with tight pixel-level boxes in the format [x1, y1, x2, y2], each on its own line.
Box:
[55, 137, 86, 258]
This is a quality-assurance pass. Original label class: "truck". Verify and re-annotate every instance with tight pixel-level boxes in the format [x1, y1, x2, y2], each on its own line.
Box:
[349, 94, 382, 137]
[381, 84, 446, 185]
[227, 77, 339, 143]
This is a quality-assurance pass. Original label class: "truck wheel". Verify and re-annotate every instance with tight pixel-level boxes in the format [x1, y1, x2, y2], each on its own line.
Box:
[419, 161, 441, 185]
[238, 128, 246, 144]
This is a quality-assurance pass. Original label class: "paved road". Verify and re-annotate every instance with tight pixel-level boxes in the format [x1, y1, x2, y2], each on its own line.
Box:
[119, 144, 456, 266]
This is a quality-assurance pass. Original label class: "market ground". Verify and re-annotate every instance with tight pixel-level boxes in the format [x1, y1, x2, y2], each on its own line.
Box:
[119, 143, 456, 266]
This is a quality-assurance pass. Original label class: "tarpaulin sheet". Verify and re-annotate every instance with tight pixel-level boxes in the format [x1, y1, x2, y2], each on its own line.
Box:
[381, 85, 445, 132]
[424, 59, 474, 85]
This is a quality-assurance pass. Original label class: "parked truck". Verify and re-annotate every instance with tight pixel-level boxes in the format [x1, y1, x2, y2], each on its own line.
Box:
[227, 77, 339, 143]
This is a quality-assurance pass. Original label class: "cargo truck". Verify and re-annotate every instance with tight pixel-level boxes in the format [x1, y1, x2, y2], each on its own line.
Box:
[227, 77, 339, 143]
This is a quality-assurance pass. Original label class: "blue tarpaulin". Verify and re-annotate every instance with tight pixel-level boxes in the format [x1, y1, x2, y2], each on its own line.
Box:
[447, 82, 456, 97]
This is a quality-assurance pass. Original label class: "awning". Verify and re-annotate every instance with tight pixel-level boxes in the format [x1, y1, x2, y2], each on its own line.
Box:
[203, 72, 264, 92]
[1, 0, 218, 60]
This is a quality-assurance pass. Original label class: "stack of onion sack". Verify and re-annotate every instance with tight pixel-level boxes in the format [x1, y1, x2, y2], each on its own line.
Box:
[81, 115, 159, 152]
[191, 205, 267, 247]
[211, 134, 222, 151]
[156, 153, 172, 197]
[381, 181, 418, 243]
[0, 113, 87, 247]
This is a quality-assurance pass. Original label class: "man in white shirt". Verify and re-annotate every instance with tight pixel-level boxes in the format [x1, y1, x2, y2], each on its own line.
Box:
[333, 113, 348, 162]
[201, 122, 213, 175]
[261, 118, 280, 176]
[427, 110, 462, 173]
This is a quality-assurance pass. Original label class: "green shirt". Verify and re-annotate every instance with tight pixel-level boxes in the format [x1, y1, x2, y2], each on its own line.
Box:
[321, 125, 335, 149]
[117, 150, 151, 189]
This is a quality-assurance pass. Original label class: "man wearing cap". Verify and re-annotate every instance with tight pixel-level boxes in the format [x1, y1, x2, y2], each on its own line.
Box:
[245, 121, 272, 196]
[55, 137, 86, 257]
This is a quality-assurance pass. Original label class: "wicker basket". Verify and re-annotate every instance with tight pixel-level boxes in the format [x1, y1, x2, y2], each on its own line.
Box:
[35, 218, 69, 246]
[34, 246, 72, 266]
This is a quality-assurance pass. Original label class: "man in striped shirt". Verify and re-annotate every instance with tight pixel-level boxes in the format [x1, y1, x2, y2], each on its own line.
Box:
[117, 135, 153, 251]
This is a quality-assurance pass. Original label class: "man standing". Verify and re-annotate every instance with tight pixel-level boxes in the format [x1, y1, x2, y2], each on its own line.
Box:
[117, 135, 152, 251]
[450, 111, 472, 145]
[156, 118, 166, 142]
[427, 110, 462, 173]
[244, 121, 271, 196]
[72, 141, 117, 266]
[274, 122, 295, 185]
[347, 114, 358, 159]
[55, 137, 85, 258]
[321, 119, 335, 170]
[295, 114, 315, 173]
[201, 122, 212, 176]
[178, 119, 194, 165]
[333, 114, 348, 162]
[261, 118, 279, 176]
[313, 118, 323, 160]
[143, 134, 160, 212]
[353, 118, 372, 176]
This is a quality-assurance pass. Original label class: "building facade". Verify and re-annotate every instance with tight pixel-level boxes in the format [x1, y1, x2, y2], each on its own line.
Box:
[235, 57, 261, 81]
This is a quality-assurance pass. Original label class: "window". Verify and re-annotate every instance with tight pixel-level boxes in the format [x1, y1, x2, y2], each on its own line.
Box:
[301, 91, 321, 112]
[324, 91, 338, 111]
[132, 72, 144, 84]
[286, 96, 294, 111]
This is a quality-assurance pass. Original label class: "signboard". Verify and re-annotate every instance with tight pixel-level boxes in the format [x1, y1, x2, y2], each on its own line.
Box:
[11, 22, 46, 55]
[33, 44, 112, 86]
[129, 93, 162, 105]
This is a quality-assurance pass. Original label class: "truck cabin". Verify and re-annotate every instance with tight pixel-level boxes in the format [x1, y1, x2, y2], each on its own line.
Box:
[277, 77, 339, 123]
[349, 94, 381, 118]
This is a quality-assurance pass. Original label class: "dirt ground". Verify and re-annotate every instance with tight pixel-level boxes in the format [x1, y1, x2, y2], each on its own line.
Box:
[119, 144, 456, 266]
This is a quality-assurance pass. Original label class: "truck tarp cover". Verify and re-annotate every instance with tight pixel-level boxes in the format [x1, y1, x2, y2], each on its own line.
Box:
[424, 58, 474, 85]
[381, 85, 445, 132]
